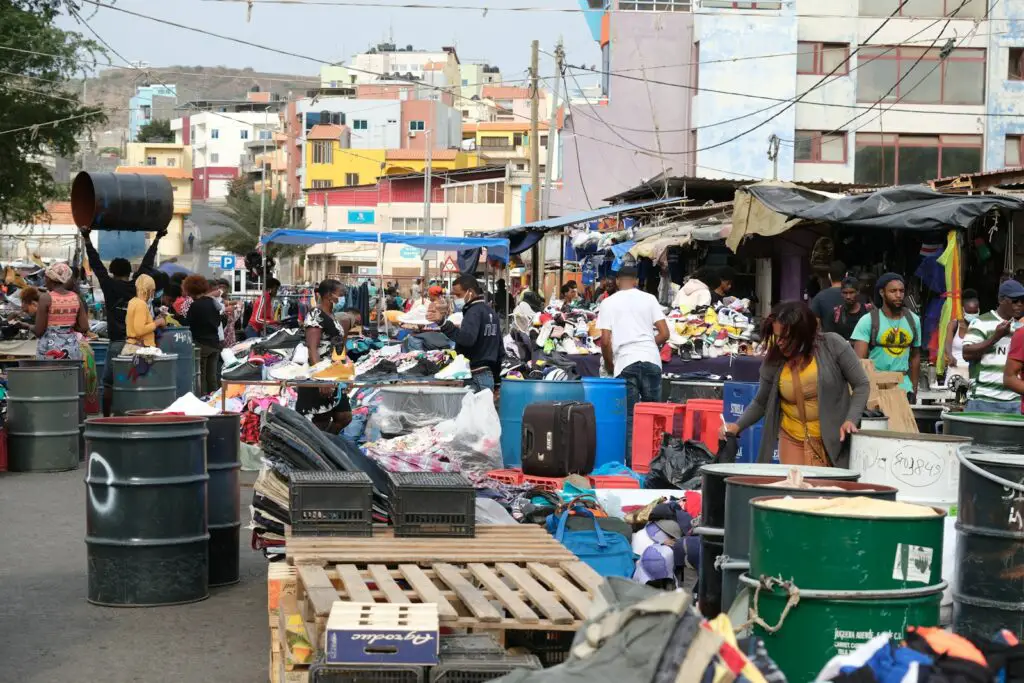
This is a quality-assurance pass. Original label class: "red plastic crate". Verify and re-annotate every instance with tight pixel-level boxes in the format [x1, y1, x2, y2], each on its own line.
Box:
[487, 468, 524, 485]
[682, 399, 724, 455]
[589, 475, 641, 489]
[631, 403, 686, 474]
[521, 474, 565, 492]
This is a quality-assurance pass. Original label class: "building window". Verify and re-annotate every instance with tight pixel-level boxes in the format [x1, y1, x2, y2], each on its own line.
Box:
[856, 47, 985, 105]
[141, 105, 151, 120]
[211, 129, 220, 139]
[311, 180, 332, 189]
[167, 158, 177, 167]
[795, 131, 848, 163]
[409, 120, 425, 132]
[1006, 136, 1023, 166]
[190, 125, 196, 141]
[390, 217, 444, 235]
[210, 152, 219, 163]
[462, 79, 469, 86]
[540, 135, 549, 147]
[445, 181, 505, 204]
[859, 0, 987, 18]
[854, 133, 982, 185]
[619, 0, 691, 10]
[797, 42, 850, 76]
[1010, 48, 1024, 80]
[461, 110, 470, 118]
[312, 141, 334, 164]
[240, 130, 249, 140]
[145, 156, 157, 166]
[481, 136, 511, 149]
[345, 173, 360, 186]
[259, 129, 272, 140]
[513, 133, 525, 147]
[353, 119, 368, 130]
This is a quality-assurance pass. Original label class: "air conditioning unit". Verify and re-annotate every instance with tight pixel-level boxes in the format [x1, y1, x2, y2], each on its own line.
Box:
[408, 131, 417, 138]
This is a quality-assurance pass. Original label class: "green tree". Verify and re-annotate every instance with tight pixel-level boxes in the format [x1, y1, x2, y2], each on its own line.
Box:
[136, 119, 173, 143]
[0, 0, 106, 224]
[208, 182, 307, 260]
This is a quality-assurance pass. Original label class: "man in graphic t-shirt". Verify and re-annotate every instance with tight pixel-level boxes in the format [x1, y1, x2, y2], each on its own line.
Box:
[851, 273, 921, 400]
[964, 279, 1024, 413]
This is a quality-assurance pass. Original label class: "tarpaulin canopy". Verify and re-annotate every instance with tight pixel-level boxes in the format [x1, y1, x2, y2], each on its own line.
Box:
[260, 229, 510, 261]
[729, 182, 1024, 251]
[485, 197, 689, 237]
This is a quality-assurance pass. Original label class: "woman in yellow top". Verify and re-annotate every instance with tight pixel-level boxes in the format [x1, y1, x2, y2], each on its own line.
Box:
[125, 274, 166, 348]
[723, 301, 870, 467]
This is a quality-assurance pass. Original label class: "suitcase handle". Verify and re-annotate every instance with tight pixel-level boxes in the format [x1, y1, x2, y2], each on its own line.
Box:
[522, 424, 534, 454]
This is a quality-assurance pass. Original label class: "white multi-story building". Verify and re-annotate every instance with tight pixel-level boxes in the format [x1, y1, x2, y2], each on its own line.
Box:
[349, 43, 462, 97]
[459, 62, 503, 102]
[558, 0, 1024, 212]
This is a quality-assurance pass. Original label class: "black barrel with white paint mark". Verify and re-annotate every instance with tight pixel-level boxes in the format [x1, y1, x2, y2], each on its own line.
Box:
[205, 412, 241, 586]
[84, 415, 209, 606]
[954, 449, 1024, 638]
[111, 354, 178, 415]
[7, 366, 80, 471]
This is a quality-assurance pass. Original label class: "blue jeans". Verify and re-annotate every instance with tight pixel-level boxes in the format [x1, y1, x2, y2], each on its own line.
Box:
[469, 368, 495, 393]
[965, 398, 1021, 414]
[619, 361, 663, 466]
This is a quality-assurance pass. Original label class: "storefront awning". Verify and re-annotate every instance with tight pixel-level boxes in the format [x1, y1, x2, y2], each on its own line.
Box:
[261, 229, 510, 261]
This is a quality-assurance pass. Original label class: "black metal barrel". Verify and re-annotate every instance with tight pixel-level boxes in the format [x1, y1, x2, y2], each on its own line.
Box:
[111, 355, 178, 415]
[207, 413, 242, 586]
[696, 463, 860, 618]
[71, 171, 173, 233]
[84, 415, 209, 606]
[954, 449, 1024, 637]
[720, 476, 898, 611]
[943, 412, 1024, 451]
[19, 358, 86, 457]
[7, 366, 80, 471]
[157, 328, 196, 398]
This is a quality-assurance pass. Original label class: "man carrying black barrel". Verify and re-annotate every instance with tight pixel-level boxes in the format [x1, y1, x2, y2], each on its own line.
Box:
[80, 225, 165, 416]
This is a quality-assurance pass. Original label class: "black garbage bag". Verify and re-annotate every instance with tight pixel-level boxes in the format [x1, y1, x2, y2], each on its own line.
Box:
[716, 434, 739, 463]
[645, 435, 716, 490]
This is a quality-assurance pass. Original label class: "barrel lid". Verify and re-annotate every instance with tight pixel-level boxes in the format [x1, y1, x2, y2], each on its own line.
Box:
[943, 412, 1024, 426]
[701, 463, 856, 479]
[724, 476, 898, 495]
[963, 448, 1024, 467]
[503, 378, 582, 384]
[854, 429, 972, 444]
[113, 353, 178, 361]
[750, 495, 942, 519]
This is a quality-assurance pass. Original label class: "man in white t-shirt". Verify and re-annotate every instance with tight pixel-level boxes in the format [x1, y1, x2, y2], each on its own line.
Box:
[597, 263, 670, 464]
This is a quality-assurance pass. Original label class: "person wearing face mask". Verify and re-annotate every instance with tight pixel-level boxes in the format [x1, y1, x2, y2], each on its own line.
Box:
[962, 279, 1024, 413]
[723, 301, 869, 467]
[942, 289, 980, 374]
[427, 274, 503, 392]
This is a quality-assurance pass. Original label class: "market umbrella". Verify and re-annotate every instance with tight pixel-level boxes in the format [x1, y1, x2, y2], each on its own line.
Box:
[158, 261, 192, 276]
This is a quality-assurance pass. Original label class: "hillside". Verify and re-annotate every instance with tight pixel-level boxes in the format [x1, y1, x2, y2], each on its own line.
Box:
[81, 65, 318, 130]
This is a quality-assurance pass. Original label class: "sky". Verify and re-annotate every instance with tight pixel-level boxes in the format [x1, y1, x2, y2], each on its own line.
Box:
[58, 0, 602, 87]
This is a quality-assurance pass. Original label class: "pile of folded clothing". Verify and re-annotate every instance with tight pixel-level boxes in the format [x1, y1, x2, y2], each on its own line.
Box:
[666, 298, 760, 359]
[251, 403, 391, 556]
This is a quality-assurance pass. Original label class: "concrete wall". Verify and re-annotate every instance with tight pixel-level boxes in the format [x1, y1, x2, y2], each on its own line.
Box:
[984, 1, 1024, 169]
[554, 11, 694, 213]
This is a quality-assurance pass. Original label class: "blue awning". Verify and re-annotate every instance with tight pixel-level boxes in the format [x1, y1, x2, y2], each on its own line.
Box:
[260, 229, 510, 261]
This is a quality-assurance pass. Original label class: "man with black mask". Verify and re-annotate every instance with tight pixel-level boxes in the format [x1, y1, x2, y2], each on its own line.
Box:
[428, 274, 503, 393]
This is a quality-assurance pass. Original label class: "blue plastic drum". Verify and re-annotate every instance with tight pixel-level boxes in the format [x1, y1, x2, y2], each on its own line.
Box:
[499, 379, 584, 467]
[582, 377, 627, 470]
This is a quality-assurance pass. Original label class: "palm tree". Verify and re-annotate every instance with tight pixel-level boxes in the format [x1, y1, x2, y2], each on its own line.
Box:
[207, 178, 306, 260]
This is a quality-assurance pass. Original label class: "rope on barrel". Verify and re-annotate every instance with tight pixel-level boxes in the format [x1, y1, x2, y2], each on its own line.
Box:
[737, 575, 800, 635]
[956, 445, 1024, 493]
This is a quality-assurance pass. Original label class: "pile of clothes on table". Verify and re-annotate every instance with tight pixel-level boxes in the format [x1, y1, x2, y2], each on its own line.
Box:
[665, 297, 761, 360]
[501, 297, 602, 381]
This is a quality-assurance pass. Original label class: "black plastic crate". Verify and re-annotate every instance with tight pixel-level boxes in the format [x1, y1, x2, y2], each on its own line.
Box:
[439, 634, 505, 659]
[290, 471, 374, 537]
[387, 472, 475, 538]
[506, 630, 574, 668]
[310, 658, 424, 683]
[429, 654, 542, 683]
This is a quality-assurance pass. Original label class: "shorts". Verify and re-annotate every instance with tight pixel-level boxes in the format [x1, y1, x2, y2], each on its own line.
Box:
[102, 340, 126, 388]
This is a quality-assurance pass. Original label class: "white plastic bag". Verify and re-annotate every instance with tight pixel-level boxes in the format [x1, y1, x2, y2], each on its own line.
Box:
[448, 389, 502, 475]
[291, 343, 309, 364]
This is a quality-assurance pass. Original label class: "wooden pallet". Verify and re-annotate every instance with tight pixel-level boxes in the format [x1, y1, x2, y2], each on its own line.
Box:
[285, 524, 579, 565]
[295, 560, 601, 651]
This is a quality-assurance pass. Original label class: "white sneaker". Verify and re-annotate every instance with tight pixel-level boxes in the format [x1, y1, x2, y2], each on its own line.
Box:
[435, 355, 471, 380]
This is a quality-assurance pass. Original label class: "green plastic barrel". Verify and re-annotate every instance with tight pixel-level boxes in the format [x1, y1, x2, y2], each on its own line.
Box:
[747, 496, 946, 682]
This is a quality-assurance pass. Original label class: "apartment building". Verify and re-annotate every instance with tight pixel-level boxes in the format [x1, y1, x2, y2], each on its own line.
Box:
[558, 0, 1022, 212]
[349, 43, 462, 100]
[128, 84, 177, 142]
[302, 166, 519, 277]
[460, 63, 503, 102]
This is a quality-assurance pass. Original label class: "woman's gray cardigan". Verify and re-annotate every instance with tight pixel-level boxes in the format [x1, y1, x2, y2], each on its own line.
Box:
[734, 332, 870, 467]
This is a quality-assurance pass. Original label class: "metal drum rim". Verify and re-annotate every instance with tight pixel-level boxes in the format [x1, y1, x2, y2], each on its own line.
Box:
[724, 476, 899, 495]
[701, 463, 857, 478]
[960, 448, 1024, 467]
[853, 429, 971, 444]
[943, 411, 1024, 426]
[112, 354, 179, 362]
[749, 494, 945, 520]
[86, 415, 208, 426]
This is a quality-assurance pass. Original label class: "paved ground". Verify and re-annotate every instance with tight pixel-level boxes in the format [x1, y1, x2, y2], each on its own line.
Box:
[0, 468, 268, 683]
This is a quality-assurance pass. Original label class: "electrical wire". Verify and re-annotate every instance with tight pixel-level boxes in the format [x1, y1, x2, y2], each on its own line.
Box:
[560, 70, 593, 210]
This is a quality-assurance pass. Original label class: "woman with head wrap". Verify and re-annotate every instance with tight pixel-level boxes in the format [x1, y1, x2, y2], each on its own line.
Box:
[35, 262, 89, 360]
[125, 274, 166, 350]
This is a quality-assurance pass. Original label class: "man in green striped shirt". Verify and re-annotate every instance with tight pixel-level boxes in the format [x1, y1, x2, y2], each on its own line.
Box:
[963, 279, 1024, 413]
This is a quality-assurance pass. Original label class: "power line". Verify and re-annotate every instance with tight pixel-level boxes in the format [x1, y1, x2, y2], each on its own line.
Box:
[560, 71, 592, 210]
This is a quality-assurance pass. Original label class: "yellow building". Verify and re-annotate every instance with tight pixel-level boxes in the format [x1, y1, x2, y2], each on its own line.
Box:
[118, 142, 193, 257]
[463, 121, 553, 172]
[305, 124, 479, 189]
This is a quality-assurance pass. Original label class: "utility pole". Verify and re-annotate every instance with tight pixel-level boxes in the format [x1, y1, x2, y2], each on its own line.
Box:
[529, 39, 542, 291]
[420, 129, 433, 279]
[542, 40, 563, 222]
